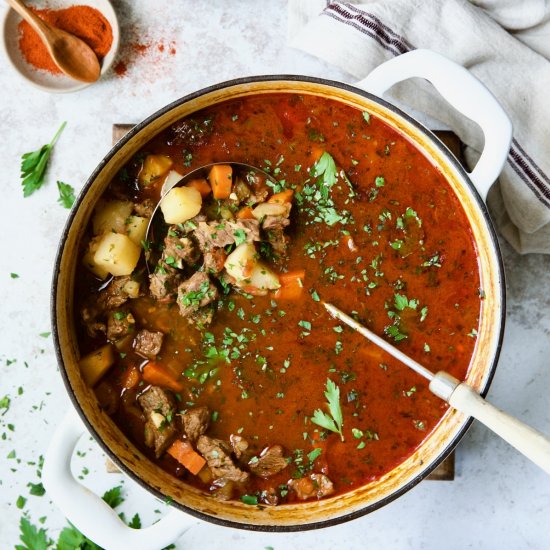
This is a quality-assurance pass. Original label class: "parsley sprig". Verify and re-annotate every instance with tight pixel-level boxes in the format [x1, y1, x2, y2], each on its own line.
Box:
[311, 378, 345, 441]
[57, 181, 76, 209]
[20, 122, 66, 197]
[15, 517, 51, 550]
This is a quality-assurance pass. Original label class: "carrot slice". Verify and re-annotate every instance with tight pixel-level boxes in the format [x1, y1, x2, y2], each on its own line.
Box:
[268, 189, 294, 204]
[142, 362, 184, 392]
[186, 178, 211, 198]
[208, 164, 233, 199]
[167, 440, 206, 475]
[236, 206, 255, 219]
[310, 146, 325, 164]
[273, 269, 305, 300]
[121, 365, 141, 390]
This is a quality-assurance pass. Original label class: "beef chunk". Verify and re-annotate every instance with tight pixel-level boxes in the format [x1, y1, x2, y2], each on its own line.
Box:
[134, 329, 164, 359]
[193, 219, 260, 251]
[138, 386, 177, 458]
[235, 219, 261, 242]
[106, 311, 135, 341]
[230, 434, 249, 459]
[181, 406, 210, 443]
[81, 276, 133, 337]
[149, 265, 181, 300]
[177, 272, 218, 319]
[97, 276, 132, 311]
[134, 199, 155, 218]
[233, 179, 251, 204]
[248, 445, 288, 478]
[203, 248, 227, 275]
[163, 227, 200, 268]
[288, 473, 335, 500]
[247, 188, 269, 206]
[196, 435, 249, 483]
[262, 214, 291, 260]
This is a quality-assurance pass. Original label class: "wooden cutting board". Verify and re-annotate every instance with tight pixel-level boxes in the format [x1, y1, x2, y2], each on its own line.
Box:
[106, 124, 459, 481]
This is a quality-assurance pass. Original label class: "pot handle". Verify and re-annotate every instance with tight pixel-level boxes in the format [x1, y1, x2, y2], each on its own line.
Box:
[42, 410, 194, 550]
[355, 49, 512, 200]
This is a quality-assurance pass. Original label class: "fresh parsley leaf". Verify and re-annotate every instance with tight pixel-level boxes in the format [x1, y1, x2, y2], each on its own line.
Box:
[102, 485, 124, 508]
[385, 324, 407, 342]
[57, 181, 75, 209]
[311, 378, 344, 441]
[56, 524, 87, 550]
[394, 293, 409, 311]
[233, 228, 247, 246]
[0, 395, 10, 415]
[10, 273, 19, 279]
[313, 152, 338, 200]
[241, 494, 258, 505]
[16, 495, 26, 509]
[15, 516, 52, 550]
[20, 122, 66, 197]
[57, 521, 101, 550]
[307, 448, 322, 462]
[420, 306, 428, 322]
[28, 482, 45, 496]
[311, 408, 338, 433]
[128, 513, 141, 529]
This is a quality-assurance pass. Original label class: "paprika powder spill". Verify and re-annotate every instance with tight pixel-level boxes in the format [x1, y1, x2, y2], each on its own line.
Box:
[18, 5, 113, 75]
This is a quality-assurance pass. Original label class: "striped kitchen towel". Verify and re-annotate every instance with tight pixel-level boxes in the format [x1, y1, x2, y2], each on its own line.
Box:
[288, 0, 550, 254]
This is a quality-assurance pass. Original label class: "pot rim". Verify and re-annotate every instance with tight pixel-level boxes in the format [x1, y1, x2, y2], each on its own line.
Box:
[51, 74, 506, 532]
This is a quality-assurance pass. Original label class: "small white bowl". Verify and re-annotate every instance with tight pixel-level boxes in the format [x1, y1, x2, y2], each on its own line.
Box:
[2, 0, 119, 93]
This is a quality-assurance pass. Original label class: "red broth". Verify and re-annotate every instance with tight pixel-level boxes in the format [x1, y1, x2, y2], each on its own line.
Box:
[76, 93, 481, 504]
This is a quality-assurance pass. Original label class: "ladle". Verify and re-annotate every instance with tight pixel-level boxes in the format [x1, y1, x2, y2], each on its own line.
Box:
[324, 302, 550, 474]
[145, 162, 277, 272]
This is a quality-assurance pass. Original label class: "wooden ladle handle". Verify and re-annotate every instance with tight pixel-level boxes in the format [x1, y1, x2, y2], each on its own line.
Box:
[6, 0, 56, 42]
[430, 372, 550, 474]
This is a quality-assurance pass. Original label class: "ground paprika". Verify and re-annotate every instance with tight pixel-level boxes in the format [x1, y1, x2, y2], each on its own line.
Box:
[18, 5, 113, 75]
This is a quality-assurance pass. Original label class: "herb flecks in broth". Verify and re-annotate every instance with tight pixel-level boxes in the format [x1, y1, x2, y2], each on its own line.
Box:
[75, 94, 482, 505]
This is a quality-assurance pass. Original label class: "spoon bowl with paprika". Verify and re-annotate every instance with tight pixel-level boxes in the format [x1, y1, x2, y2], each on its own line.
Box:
[2, 0, 119, 93]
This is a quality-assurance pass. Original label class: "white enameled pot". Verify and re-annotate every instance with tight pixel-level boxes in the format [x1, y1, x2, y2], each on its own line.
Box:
[44, 50, 511, 550]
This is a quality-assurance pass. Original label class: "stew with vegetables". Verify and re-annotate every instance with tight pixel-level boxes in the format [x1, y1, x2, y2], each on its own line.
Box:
[75, 93, 482, 506]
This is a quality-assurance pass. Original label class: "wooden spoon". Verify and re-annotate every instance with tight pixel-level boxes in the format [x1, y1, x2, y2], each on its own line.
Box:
[324, 302, 550, 474]
[7, 0, 101, 83]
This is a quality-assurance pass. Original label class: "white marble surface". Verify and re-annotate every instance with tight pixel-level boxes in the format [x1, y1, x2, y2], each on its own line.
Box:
[1, 1, 549, 548]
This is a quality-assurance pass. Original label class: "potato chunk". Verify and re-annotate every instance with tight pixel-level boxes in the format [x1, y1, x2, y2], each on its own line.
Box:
[125, 215, 148, 246]
[139, 154, 173, 186]
[161, 169, 184, 196]
[224, 243, 280, 290]
[252, 202, 288, 220]
[80, 344, 115, 386]
[82, 235, 110, 279]
[93, 233, 141, 276]
[160, 186, 202, 224]
[247, 263, 280, 290]
[92, 200, 134, 235]
[224, 242, 257, 282]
